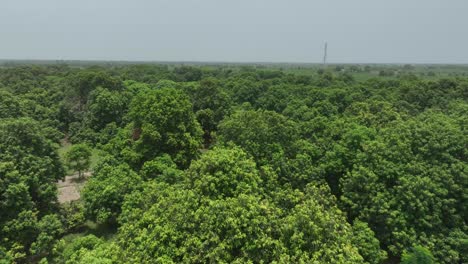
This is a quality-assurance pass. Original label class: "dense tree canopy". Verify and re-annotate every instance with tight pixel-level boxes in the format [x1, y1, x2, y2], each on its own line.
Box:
[0, 63, 466, 263]
[115, 150, 372, 263]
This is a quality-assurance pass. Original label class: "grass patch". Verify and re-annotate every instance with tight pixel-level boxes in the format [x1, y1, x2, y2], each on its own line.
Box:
[58, 141, 72, 160]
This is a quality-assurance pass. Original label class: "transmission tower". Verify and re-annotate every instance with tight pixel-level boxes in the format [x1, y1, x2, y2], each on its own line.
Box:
[323, 42, 328, 67]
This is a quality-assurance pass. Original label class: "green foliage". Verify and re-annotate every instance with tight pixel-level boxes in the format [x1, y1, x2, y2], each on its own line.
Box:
[0, 118, 65, 261]
[60, 201, 86, 232]
[278, 185, 364, 263]
[401, 245, 435, 264]
[351, 220, 387, 264]
[30, 214, 64, 256]
[65, 144, 92, 178]
[0, 90, 23, 118]
[86, 87, 130, 131]
[82, 158, 142, 224]
[218, 109, 298, 168]
[67, 70, 123, 110]
[184, 78, 231, 146]
[60, 234, 103, 261]
[117, 183, 200, 263]
[51, 234, 118, 264]
[140, 154, 182, 183]
[226, 77, 265, 106]
[190, 194, 284, 263]
[338, 113, 466, 260]
[1, 64, 467, 263]
[173, 65, 203, 82]
[117, 183, 366, 263]
[0, 246, 14, 264]
[115, 148, 366, 263]
[186, 147, 262, 199]
[106, 87, 202, 169]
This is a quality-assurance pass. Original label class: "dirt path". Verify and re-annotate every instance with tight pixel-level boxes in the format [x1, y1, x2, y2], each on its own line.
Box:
[57, 172, 91, 203]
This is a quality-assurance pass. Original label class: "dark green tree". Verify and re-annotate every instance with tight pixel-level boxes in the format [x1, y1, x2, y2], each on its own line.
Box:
[67, 70, 122, 111]
[218, 109, 298, 168]
[86, 87, 130, 131]
[184, 78, 231, 147]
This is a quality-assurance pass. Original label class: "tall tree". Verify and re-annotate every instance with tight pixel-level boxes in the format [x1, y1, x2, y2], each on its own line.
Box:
[65, 144, 92, 179]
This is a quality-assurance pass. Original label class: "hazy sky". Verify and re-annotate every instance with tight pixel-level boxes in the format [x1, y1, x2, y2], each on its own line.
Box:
[1, 0, 467, 63]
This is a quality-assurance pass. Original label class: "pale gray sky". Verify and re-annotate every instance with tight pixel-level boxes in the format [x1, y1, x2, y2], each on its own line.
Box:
[1, 0, 467, 63]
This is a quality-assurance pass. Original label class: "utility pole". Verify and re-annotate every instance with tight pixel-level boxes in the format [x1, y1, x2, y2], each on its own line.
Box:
[323, 42, 328, 67]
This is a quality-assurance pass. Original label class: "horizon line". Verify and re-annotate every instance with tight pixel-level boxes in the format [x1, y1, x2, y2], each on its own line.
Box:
[1, 58, 468, 66]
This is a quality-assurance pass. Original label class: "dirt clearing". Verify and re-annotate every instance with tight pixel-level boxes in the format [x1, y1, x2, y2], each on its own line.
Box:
[57, 172, 91, 203]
